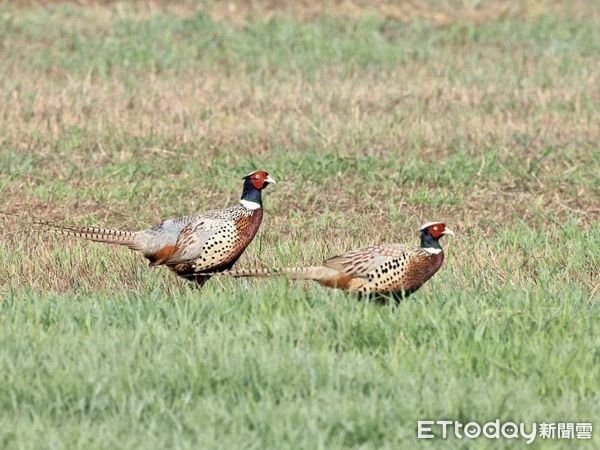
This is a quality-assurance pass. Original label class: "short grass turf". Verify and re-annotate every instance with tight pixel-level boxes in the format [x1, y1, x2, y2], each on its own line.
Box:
[0, 1, 599, 449]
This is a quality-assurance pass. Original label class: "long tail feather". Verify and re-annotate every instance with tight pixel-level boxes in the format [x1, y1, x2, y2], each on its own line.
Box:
[0, 210, 141, 248]
[214, 266, 346, 282]
[188, 265, 365, 290]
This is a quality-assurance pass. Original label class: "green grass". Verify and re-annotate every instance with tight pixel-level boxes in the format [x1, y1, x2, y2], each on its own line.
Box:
[2, 6, 599, 75]
[1, 280, 598, 449]
[0, 1, 599, 449]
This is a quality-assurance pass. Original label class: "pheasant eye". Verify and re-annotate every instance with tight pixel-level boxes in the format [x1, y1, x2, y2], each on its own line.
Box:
[433, 226, 439, 231]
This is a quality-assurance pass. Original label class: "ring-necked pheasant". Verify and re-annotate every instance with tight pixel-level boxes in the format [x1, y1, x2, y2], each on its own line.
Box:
[2, 170, 275, 287]
[213, 222, 454, 301]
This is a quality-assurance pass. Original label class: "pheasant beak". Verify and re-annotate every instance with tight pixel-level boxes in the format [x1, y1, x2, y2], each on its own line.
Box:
[442, 228, 455, 236]
[265, 175, 276, 185]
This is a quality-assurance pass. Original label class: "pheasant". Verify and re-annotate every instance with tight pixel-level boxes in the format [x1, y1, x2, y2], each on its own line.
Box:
[215, 222, 454, 301]
[2, 170, 275, 287]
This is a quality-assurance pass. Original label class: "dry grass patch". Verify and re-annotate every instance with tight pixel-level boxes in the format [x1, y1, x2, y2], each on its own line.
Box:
[8, 0, 600, 24]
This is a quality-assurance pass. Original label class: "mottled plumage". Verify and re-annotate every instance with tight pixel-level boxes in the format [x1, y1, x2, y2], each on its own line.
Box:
[218, 222, 454, 301]
[324, 244, 446, 298]
[165, 204, 265, 284]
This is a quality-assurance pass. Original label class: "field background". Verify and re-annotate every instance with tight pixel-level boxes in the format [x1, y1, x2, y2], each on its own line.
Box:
[0, 0, 599, 448]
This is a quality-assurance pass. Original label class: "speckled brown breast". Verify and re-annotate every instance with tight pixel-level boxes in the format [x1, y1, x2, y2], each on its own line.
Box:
[188, 208, 263, 274]
[223, 208, 264, 268]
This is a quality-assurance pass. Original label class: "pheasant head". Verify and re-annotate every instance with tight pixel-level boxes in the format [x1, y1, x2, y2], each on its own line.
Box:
[419, 221, 454, 251]
[240, 170, 276, 209]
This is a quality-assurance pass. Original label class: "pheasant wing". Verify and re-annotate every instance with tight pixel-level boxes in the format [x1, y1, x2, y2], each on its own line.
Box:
[324, 244, 408, 278]
[163, 216, 238, 271]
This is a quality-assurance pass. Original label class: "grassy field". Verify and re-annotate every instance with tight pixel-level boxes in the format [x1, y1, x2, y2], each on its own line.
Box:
[0, 1, 599, 448]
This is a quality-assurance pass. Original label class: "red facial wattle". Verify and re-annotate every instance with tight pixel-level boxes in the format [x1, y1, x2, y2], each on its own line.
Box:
[248, 171, 271, 190]
[251, 175, 265, 190]
[428, 224, 445, 239]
